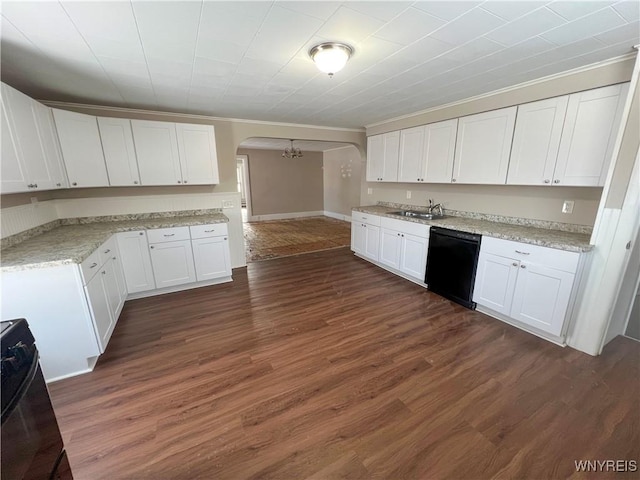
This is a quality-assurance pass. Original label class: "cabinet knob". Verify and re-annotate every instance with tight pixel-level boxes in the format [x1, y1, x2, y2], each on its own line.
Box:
[102, 271, 106, 275]
[183, 180, 188, 184]
[56, 183, 61, 187]
[544, 179, 550, 184]
[512, 262, 518, 267]
[177, 180, 182, 184]
[397, 233, 400, 236]
[72, 182, 77, 186]
[150, 246, 155, 249]
[520, 264, 526, 269]
[139, 232, 144, 236]
[113, 256, 116, 260]
[401, 234, 404, 237]
[224, 237, 227, 240]
[104, 249, 110, 254]
[34, 184, 38, 188]
[134, 180, 139, 185]
[554, 179, 560, 184]
[452, 179, 457, 183]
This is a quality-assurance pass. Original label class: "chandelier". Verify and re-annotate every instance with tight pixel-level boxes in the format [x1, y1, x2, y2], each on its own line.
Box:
[282, 139, 303, 158]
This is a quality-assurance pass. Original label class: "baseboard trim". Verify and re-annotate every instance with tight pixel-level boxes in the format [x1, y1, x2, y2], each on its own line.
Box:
[126, 276, 233, 300]
[324, 211, 352, 222]
[249, 211, 325, 222]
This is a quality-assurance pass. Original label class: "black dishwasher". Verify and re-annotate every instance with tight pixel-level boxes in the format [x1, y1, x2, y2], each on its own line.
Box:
[426, 227, 482, 309]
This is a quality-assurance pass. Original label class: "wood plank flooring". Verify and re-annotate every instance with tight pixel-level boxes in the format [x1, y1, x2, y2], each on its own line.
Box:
[243, 216, 351, 262]
[49, 248, 640, 480]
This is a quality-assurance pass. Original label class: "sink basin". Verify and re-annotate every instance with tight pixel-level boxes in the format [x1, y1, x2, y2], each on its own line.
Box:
[389, 210, 448, 220]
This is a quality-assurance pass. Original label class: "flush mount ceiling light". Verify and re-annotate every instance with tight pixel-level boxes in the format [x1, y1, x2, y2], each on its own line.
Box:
[309, 42, 353, 78]
[282, 139, 303, 159]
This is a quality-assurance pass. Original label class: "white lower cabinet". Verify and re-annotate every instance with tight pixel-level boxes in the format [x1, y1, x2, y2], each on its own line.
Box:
[149, 239, 197, 288]
[191, 226, 231, 283]
[117, 231, 156, 293]
[351, 211, 381, 261]
[399, 233, 429, 280]
[473, 236, 580, 337]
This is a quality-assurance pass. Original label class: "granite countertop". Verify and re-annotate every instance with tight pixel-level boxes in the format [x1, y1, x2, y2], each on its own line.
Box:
[353, 205, 592, 253]
[1, 212, 228, 272]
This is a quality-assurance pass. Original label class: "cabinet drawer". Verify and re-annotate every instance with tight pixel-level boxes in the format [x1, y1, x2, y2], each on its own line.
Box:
[190, 223, 228, 239]
[380, 216, 430, 238]
[146, 226, 190, 244]
[80, 249, 102, 285]
[481, 236, 580, 273]
[98, 236, 117, 266]
[352, 211, 381, 226]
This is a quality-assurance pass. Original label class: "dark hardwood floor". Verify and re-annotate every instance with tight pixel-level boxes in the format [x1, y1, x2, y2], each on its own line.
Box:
[49, 247, 640, 480]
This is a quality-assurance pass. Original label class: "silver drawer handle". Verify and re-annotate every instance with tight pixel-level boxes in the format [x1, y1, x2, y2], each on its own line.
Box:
[515, 250, 530, 255]
[163, 234, 175, 237]
[89, 262, 98, 268]
[103, 249, 110, 254]
[204, 229, 215, 233]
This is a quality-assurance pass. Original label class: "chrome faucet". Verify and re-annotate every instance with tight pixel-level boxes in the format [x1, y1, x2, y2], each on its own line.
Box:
[428, 198, 444, 216]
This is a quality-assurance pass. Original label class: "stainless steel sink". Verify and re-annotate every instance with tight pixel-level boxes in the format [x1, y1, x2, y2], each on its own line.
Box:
[388, 210, 448, 220]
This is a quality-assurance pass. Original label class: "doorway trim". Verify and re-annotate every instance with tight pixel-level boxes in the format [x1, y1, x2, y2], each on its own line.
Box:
[236, 155, 251, 220]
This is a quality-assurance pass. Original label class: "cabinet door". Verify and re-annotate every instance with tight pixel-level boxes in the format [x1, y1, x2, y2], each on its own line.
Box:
[149, 239, 196, 288]
[98, 117, 140, 186]
[131, 120, 182, 186]
[192, 236, 231, 281]
[2, 84, 54, 190]
[366, 134, 384, 182]
[511, 262, 574, 336]
[0, 94, 28, 193]
[424, 119, 457, 183]
[453, 106, 517, 184]
[398, 126, 425, 183]
[473, 252, 519, 315]
[507, 96, 568, 186]
[400, 233, 428, 280]
[85, 270, 114, 354]
[109, 242, 128, 310]
[351, 221, 366, 255]
[33, 103, 68, 189]
[554, 83, 628, 186]
[364, 224, 380, 261]
[379, 228, 402, 270]
[52, 109, 109, 188]
[116, 231, 156, 293]
[382, 131, 400, 181]
[175, 123, 219, 185]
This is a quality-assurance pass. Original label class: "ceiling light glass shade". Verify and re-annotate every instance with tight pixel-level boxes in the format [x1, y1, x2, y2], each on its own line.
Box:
[309, 43, 353, 77]
[282, 139, 303, 158]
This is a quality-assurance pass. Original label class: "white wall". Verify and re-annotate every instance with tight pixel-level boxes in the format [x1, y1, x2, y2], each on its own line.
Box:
[323, 145, 362, 220]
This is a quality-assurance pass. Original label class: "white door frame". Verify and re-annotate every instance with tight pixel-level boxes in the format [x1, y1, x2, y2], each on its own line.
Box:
[236, 155, 251, 220]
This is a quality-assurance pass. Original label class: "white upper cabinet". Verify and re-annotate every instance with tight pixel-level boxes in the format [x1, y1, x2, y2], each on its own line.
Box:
[52, 108, 109, 188]
[98, 117, 140, 186]
[553, 83, 629, 187]
[33, 103, 68, 189]
[0, 93, 28, 193]
[175, 123, 219, 185]
[424, 119, 458, 183]
[453, 106, 517, 184]
[398, 126, 425, 183]
[507, 96, 569, 186]
[131, 120, 182, 186]
[366, 131, 400, 182]
[2, 83, 56, 191]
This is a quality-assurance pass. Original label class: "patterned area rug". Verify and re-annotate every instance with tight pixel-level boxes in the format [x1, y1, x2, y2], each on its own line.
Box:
[244, 216, 351, 262]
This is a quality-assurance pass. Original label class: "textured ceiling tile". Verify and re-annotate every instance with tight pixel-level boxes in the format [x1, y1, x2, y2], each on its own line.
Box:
[540, 7, 626, 45]
[485, 7, 567, 46]
[412, 1, 482, 21]
[429, 7, 506, 45]
[372, 7, 445, 45]
[612, 0, 640, 22]
[546, 1, 616, 21]
[316, 5, 385, 44]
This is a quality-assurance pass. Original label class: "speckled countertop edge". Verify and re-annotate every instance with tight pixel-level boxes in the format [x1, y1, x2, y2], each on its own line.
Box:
[353, 204, 593, 253]
[1, 210, 229, 272]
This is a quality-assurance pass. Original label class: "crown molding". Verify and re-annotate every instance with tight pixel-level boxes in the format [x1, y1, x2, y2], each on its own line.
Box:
[39, 100, 366, 133]
[365, 52, 637, 129]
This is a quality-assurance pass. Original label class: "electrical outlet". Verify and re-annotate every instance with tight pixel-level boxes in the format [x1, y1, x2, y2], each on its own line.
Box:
[562, 200, 574, 214]
[367, 188, 373, 195]
[406, 190, 411, 199]
[222, 200, 234, 209]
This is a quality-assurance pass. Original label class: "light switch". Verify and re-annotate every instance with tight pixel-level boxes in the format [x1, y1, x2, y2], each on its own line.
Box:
[222, 200, 234, 208]
[406, 191, 412, 199]
[367, 188, 373, 195]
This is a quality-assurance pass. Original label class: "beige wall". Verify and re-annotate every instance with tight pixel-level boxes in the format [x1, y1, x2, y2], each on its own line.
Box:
[323, 146, 362, 217]
[360, 58, 636, 226]
[237, 148, 323, 216]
